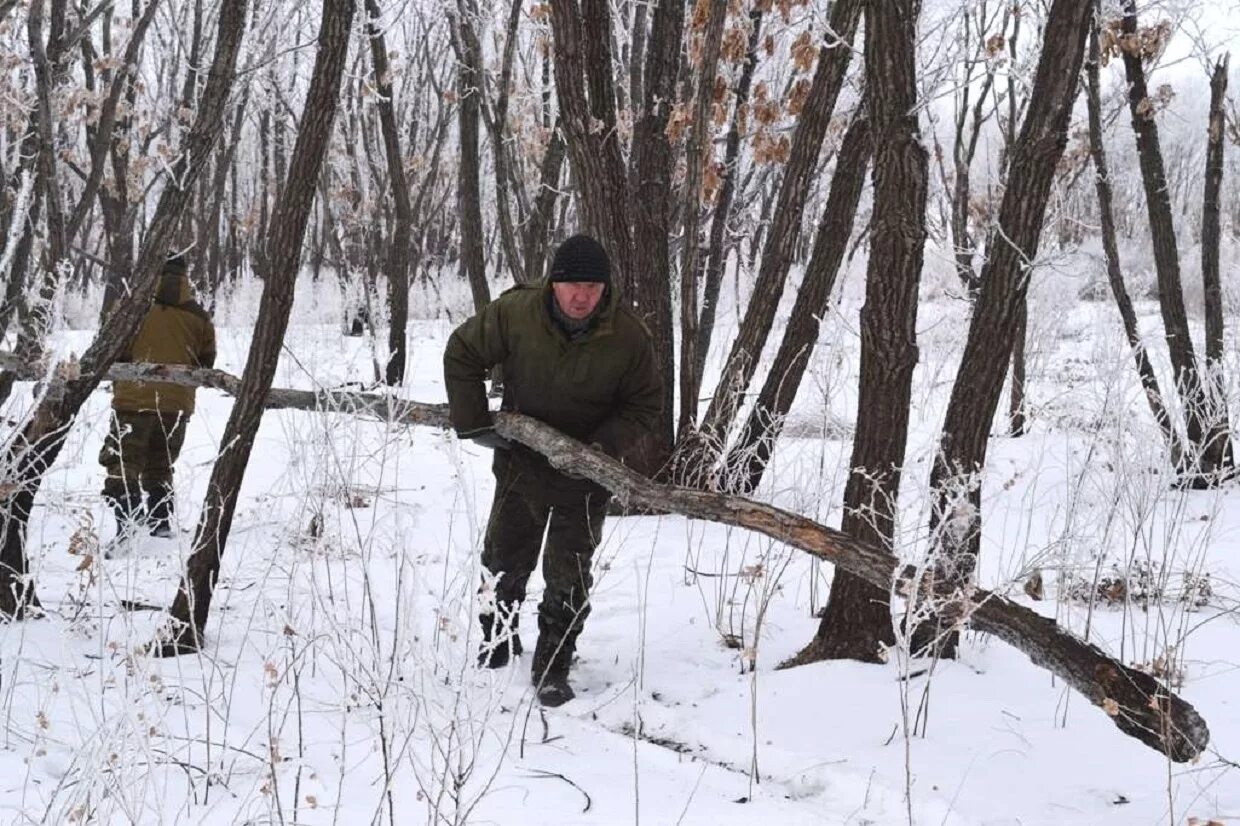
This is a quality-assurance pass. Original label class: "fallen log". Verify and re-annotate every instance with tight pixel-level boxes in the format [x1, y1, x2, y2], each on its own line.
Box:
[1, 354, 1210, 761]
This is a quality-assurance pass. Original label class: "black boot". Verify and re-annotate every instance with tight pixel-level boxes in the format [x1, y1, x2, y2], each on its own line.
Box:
[532, 634, 576, 707]
[146, 482, 175, 538]
[478, 610, 523, 668]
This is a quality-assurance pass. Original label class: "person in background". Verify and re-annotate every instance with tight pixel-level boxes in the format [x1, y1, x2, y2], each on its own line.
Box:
[100, 254, 216, 544]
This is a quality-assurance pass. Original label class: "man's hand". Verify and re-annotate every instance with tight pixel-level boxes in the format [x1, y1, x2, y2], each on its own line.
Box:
[458, 425, 510, 451]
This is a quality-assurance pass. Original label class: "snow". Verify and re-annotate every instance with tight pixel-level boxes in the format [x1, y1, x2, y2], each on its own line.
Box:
[1, 263, 1238, 825]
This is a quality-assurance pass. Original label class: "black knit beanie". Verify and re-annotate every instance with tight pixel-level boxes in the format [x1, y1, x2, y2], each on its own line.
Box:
[549, 234, 611, 284]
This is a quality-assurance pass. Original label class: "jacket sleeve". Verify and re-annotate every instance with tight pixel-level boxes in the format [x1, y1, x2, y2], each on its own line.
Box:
[443, 298, 509, 436]
[588, 327, 662, 459]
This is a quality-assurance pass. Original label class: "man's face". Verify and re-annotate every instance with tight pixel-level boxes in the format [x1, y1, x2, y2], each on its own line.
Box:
[552, 281, 606, 320]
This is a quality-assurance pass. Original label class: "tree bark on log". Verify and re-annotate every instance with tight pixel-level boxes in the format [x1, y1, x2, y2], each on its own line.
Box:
[158, 0, 355, 653]
[2, 352, 1207, 761]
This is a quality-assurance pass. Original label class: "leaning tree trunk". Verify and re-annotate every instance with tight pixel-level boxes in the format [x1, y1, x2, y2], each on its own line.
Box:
[790, 0, 929, 668]
[160, 0, 355, 653]
[733, 115, 871, 495]
[0, 0, 248, 619]
[451, 0, 491, 315]
[693, 0, 862, 466]
[1084, 13, 1181, 461]
[917, 0, 1092, 659]
[17, 348, 1208, 764]
[1120, 0, 1232, 482]
[365, 0, 415, 384]
[1200, 54, 1233, 471]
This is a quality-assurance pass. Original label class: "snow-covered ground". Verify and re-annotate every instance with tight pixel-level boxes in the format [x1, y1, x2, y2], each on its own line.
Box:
[2, 256, 1239, 825]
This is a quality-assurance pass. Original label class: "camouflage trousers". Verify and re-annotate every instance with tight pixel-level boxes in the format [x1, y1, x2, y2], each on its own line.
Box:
[481, 463, 609, 679]
[99, 410, 188, 506]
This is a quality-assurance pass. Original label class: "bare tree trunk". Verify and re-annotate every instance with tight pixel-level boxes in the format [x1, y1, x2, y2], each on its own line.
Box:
[548, 0, 633, 292]
[0, 0, 248, 619]
[733, 116, 870, 494]
[521, 121, 566, 284]
[365, 0, 415, 385]
[1201, 53, 1233, 471]
[622, 0, 684, 461]
[450, 0, 491, 314]
[697, 7, 763, 387]
[1084, 13, 1181, 460]
[695, 0, 862, 462]
[475, 0, 527, 286]
[791, 0, 928, 669]
[1120, 0, 1232, 482]
[160, 0, 355, 652]
[919, 0, 1092, 659]
[677, 0, 728, 434]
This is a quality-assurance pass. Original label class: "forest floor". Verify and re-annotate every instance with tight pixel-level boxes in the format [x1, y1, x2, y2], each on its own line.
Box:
[1, 256, 1238, 825]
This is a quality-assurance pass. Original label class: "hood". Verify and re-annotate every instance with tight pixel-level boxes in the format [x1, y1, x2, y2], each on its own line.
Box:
[156, 272, 193, 306]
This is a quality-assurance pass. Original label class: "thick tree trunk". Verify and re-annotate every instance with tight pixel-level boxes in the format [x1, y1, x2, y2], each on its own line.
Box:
[365, 0, 415, 384]
[1200, 54, 1233, 471]
[794, 0, 929, 667]
[623, 0, 684, 460]
[697, 8, 763, 388]
[920, 0, 1092, 659]
[732, 116, 870, 494]
[0, 0, 248, 619]
[1084, 15, 1181, 460]
[695, 0, 862, 461]
[159, 0, 355, 653]
[677, 0, 728, 434]
[548, 0, 633, 293]
[1120, 0, 1232, 482]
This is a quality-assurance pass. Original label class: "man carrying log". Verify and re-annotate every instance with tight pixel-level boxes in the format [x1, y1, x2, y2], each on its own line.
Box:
[100, 254, 216, 549]
[443, 234, 661, 706]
